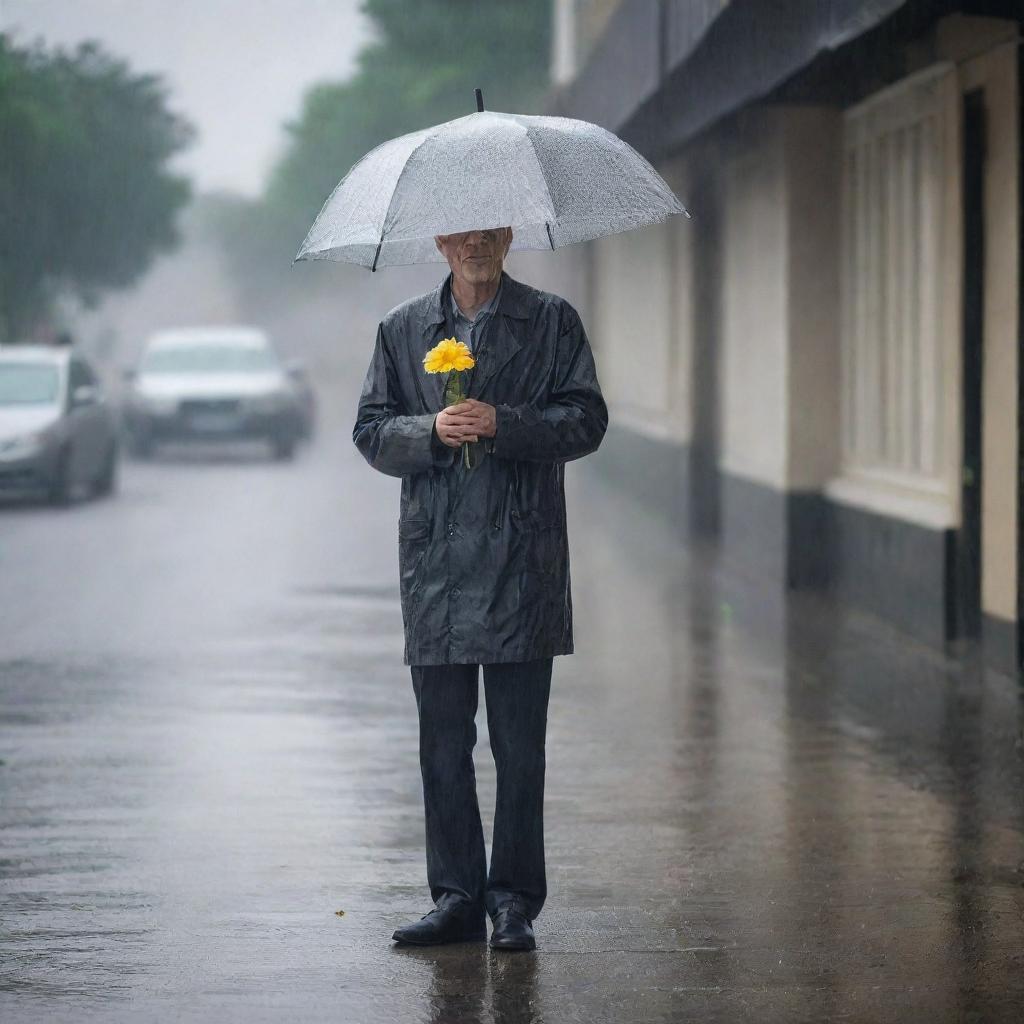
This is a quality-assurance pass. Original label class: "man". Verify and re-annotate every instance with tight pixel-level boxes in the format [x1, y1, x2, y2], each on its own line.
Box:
[353, 225, 607, 951]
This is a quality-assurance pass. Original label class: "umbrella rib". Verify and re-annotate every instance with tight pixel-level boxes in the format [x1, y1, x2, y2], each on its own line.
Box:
[522, 123, 558, 241]
[294, 130, 422, 264]
[373, 130, 441, 268]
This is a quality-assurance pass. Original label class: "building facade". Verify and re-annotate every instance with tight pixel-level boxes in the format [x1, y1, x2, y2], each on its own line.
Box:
[545, 0, 1022, 676]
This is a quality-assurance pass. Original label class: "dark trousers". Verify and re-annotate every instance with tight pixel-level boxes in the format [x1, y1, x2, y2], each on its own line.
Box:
[409, 657, 553, 922]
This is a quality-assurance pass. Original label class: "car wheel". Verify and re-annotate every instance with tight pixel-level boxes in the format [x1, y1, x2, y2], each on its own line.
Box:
[47, 447, 73, 507]
[271, 432, 297, 461]
[93, 441, 119, 497]
[128, 431, 154, 460]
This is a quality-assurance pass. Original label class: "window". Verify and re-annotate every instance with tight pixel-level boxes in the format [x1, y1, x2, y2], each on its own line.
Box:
[140, 344, 278, 374]
[0, 363, 59, 405]
[830, 63, 960, 526]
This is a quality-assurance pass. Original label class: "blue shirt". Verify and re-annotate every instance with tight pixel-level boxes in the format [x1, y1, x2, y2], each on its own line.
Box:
[448, 277, 503, 353]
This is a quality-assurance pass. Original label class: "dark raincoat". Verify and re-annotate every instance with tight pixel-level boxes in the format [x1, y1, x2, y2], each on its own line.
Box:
[353, 269, 608, 665]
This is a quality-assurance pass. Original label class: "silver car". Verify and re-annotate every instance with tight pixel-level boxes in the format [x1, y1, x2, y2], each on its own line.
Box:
[122, 326, 305, 460]
[0, 345, 120, 505]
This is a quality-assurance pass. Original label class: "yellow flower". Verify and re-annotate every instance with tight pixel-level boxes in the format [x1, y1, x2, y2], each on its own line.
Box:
[423, 337, 475, 374]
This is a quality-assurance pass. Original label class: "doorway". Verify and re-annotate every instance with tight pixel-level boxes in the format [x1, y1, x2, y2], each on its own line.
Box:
[953, 87, 986, 643]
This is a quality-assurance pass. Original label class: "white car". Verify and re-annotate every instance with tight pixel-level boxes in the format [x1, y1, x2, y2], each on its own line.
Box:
[0, 344, 119, 505]
[122, 326, 305, 460]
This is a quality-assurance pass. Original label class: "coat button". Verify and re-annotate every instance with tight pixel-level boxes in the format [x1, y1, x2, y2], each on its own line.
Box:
[447, 522, 456, 537]
[452, 586, 462, 598]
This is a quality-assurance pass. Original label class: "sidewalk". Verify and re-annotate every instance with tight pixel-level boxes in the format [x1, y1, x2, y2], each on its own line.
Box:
[1, 434, 1022, 1023]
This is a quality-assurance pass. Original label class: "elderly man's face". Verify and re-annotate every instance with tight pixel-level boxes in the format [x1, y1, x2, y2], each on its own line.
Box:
[434, 226, 513, 287]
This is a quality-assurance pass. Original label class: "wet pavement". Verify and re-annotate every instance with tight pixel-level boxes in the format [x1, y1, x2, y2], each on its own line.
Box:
[2, 399, 1023, 1023]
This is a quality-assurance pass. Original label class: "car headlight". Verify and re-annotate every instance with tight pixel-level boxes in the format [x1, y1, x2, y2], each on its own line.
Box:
[0, 430, 48, 460]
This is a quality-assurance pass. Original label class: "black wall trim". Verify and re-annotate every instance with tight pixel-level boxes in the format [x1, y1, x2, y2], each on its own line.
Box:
[590, 422, 691, 544]
[788, 493, 833, 591]
[717, 472, 830, 589]
[719, 471, 787, 583]
[983, 613, 1019, 678]
[812, 498, 951, 648]
[594, 420, 1014, 670]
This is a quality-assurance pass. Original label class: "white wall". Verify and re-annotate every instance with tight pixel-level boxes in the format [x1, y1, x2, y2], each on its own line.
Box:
[592, 222, 674, 435]
[583, 107, 838, 488]
[784, 108, 842, 491]
[718, 112, 789, 489]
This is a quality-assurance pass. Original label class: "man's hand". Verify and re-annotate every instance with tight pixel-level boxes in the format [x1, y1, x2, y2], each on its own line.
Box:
[434, 399, 497, 448]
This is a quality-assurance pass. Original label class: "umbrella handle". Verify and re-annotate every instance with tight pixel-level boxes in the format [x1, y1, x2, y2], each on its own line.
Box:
[475, 88, 484, 113]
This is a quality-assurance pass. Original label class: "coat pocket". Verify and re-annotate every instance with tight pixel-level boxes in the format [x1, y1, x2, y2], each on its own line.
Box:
[398, 515, 431, 542]
[492, 474, 512, 531]
[510, 507, 561, 531]
[510, 507, 562, 577]
[397, 516, 431, 599]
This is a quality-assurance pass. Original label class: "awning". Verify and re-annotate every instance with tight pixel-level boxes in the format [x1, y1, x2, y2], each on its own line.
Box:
[549, 0, 733, 136]
[549, 0, 916, 159]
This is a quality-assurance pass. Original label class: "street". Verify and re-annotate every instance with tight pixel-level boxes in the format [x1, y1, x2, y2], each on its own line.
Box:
[2, 399, 1023, 1023]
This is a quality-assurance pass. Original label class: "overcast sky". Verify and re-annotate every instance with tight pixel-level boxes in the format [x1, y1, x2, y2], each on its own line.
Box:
[0, 0, 371, 196]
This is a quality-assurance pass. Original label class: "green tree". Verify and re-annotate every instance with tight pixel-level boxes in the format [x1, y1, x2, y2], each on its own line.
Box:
[0, 34, 195, 341]
[215, 0, 551, 305]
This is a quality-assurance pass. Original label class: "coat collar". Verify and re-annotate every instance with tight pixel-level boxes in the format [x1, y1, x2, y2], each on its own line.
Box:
[422, 269, 529, 404]
[424, 269, 532, 326]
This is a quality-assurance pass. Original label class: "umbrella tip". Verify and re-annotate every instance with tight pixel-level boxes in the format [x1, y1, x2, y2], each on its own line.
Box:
[475, 87, 484, 113]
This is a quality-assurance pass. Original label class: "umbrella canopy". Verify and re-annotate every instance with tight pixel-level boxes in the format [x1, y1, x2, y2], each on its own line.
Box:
[293, 105, 690, 271]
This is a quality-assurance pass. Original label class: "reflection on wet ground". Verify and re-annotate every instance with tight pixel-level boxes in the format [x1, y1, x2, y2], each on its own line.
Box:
[1, 412, 1022, 1022]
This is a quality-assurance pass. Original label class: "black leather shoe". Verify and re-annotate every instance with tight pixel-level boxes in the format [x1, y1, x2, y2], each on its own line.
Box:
[488, 898, 536, 951]
[392, 893, 487, 945]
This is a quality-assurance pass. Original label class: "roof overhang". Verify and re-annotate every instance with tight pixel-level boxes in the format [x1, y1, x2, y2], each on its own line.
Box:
[548, 0, 951, 160]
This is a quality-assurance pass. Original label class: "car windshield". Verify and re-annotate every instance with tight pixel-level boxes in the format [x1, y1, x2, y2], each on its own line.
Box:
[0, 362, 60, 405]
[140, 343, 277, 374]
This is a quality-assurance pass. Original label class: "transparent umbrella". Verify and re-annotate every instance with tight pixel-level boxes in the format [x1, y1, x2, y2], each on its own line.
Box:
[293, 90, 690, 272]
